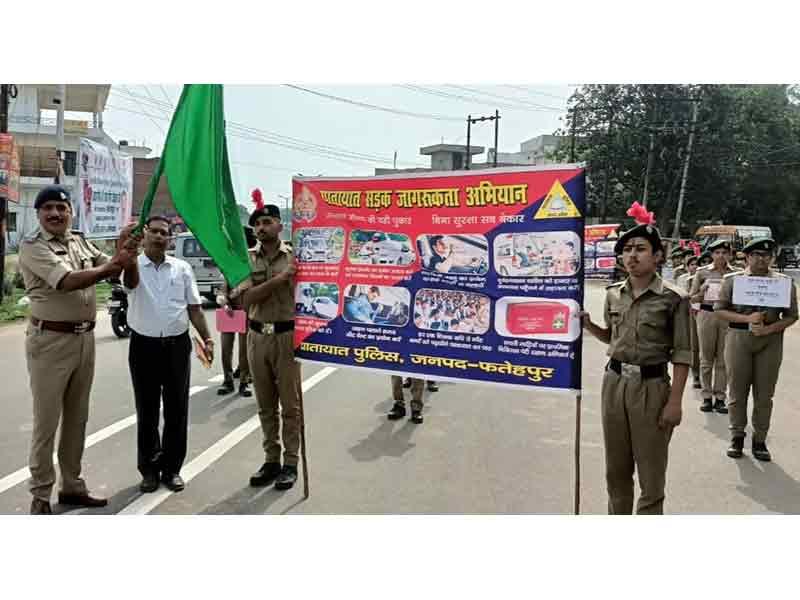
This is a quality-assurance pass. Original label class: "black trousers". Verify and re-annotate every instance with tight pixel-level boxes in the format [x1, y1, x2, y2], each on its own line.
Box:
[128, 330, 192, 477]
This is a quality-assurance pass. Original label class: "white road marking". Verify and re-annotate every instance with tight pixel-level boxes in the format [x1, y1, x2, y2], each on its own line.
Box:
[118, 366, 337, 515]
[0, 385, 210, 496]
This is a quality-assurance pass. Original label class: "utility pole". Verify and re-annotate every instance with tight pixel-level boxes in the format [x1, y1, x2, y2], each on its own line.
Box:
[465, 111, 501, 170]
[1, 84, 10, 303]
[672, 99, 699, 240]
[569, 108, 578, 163]
[54, 84, 66, 183]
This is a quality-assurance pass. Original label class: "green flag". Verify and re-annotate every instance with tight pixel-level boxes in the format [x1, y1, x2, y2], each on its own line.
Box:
[138, 84, 250, 287]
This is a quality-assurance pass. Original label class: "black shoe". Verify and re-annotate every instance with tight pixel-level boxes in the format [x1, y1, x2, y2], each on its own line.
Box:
[693, 378, 702, 389]
[274, 465, 298, 491]
[402, 378, 411, 389]
[239, 382, 253, 398]
[714, 399, 728, 414]
[139, 472, 160, 493]
[426, 381, 439, 392]
[752, 441, 772, 462]
[410, 409, 424, 424]
[161, 473, 185, 492]
[217, 380, 235, 395]
[30, 498, 52, 515]
[727, 436, 745, 459]
[233, 367, 241, 379]
[250, 461, 281, 487]
[700, 398, 713, 412]
[57, 492, 108, 507]
[387, 402, 406, 421]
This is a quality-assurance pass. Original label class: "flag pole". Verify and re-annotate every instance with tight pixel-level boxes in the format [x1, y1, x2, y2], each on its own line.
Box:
[298, 368, 310, 499]
[574, 390, 582, 515]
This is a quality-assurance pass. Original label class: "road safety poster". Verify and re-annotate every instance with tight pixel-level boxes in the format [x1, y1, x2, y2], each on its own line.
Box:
[584, 223, 620, 281]
[75, 138, 134, 239]
[292, 165, 585, 391]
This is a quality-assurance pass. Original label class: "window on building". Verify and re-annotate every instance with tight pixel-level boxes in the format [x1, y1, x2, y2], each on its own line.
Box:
[63, 150, 77, 176]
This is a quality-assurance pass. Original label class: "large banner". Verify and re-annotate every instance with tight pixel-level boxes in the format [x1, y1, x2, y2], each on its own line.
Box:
[584, 224, 620, 281]
[292, 165, 585, 391]
[0, 134, 20, 203]
[75, 138, 133, 239]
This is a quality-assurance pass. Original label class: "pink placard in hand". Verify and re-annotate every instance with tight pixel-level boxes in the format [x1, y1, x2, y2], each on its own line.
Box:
[216, 309, 247, 333]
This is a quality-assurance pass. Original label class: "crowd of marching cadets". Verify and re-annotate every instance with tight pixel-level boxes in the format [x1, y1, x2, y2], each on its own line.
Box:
[581, 201, 798, 513]
[16, 182, 798, 515]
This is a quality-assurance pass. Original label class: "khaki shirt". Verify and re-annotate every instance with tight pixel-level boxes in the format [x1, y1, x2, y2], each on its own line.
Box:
[672, 265, 687, 282]
[714, 269, 799, 325]
[243, 241, 295, 323]
[689, 263, 738, 304]
[19, 228, 110, 322]
[604, 274, 692, 366]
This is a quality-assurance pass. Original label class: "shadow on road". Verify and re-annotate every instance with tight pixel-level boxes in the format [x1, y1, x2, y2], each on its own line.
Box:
[734, 456, 800, 514]
[348, 419, 417, 462]
[199, 484, 294, 515]
[702, 411, 730, 442]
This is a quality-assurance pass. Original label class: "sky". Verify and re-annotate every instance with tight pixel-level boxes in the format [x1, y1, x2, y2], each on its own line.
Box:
[99, 84, 577, 211]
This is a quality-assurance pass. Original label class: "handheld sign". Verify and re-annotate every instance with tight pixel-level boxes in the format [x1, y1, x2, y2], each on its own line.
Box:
[732, 276, 791, 309]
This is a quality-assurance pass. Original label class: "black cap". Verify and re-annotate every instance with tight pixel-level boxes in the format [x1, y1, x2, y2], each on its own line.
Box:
[249, 203, 281, 227]
[742, 237, 776, 254]
[614, 223, 663, 255]
[34, 185, 71, 209]
[686, 254, 699, 265]
[708, 239, 731, 252]
[698, 251, 713, 265]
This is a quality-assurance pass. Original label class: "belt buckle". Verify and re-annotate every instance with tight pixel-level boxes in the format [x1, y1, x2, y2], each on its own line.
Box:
[73, 321, 91, 334]
[620, 362, 639, 379]
[264, 323, 275, 335]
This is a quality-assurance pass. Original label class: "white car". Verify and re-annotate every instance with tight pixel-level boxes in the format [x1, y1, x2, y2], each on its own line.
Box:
[311, 297, 338, 320]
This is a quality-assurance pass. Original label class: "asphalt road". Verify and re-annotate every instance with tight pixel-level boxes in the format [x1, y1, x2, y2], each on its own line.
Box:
[1, 281, 799, 515]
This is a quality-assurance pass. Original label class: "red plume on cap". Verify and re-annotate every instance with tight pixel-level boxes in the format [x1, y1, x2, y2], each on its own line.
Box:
[626, 201, 656, 225]
[251, 188, 264, 211]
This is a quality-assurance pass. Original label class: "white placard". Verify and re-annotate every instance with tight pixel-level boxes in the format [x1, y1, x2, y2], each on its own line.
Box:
[75, 138, 134, 239]
[704, 281, 722, 303]
[732, 276, 792, 308]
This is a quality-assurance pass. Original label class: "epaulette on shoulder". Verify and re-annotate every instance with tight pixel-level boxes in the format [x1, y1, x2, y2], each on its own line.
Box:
[605, 281, 625, 290]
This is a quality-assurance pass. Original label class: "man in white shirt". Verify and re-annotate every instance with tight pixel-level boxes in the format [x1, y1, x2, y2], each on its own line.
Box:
[122, 216, 214, 494]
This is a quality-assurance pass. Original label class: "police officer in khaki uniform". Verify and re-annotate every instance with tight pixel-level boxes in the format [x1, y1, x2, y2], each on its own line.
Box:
[388, 376, 424, 423]
[714, 238, 798, 461]
[239, 203, 301, 490]
[690, 240, 738, 413]
[215, 279, 252, 397]
[582, 223, 691, 515]
[670, 247, 689, 282]
[677, 254, 702, 389]
[19, 185, 138, 514]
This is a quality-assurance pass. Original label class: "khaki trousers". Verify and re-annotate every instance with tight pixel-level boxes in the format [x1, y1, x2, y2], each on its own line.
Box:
[221, 330, 250, 384]
[697, 311, 728, 401]
[601, 368, 673, 515]
[390, 376, 424, 411]
[25, 326, 95, 501]
[248, 329, 301, 467]
[725, 329, 783, 442]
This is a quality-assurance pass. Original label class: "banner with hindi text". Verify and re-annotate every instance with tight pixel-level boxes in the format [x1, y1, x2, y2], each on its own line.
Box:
[292, 165, 586, 391]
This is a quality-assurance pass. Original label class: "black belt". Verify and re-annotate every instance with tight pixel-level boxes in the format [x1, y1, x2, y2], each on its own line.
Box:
[249, 320, 294, 335]
[608, 358, 667, 379]
[700, 304, 715, 312]
[729, 322, 749, 330]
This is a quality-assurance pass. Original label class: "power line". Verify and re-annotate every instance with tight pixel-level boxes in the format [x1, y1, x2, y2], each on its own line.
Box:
[501, 84, 570, 101]
[282, 85, 463, 122]
[444, 84, 563, 110]
[110, 88, 426, 165]
[120, 85, 165, 135]
[398, 84, 563, 113]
